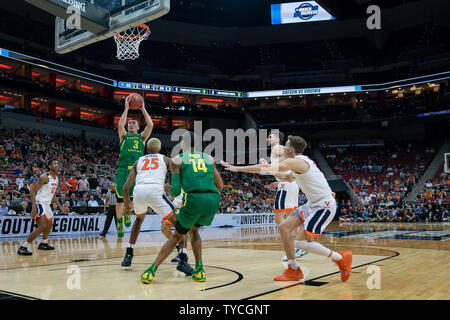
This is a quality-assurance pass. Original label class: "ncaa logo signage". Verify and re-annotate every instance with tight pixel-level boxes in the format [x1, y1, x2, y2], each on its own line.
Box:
[294, 3, 319, 20]
[271, 1, 335, 25]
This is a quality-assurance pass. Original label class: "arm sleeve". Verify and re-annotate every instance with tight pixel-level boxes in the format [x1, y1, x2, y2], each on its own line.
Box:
[169, 174, 181, 198]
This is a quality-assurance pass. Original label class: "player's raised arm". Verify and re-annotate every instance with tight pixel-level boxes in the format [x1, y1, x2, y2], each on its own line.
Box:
[30, 175, 49, 219]
[220, 158, 309, 176]
[140, 102, 154, 143]
[118, 96, 130, 141]
[123, 161, 138, 215]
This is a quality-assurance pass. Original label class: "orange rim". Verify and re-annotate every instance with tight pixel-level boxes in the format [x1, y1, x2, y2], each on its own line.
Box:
[115, 24, 151, 40]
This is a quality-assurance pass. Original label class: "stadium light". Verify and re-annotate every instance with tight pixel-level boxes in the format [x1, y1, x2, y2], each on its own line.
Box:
[0, 64, 12, 69]
[146, 93, 160, 97]
[115, 91, 134, 95]
[172, 96, 184, 99]
[80, 112, 94, 116]
[0, 95, 12, 99]
[32, 72, 40, 76]
[56, 78, 66, 83]
[81, 85, 94, 90]
[201, 98, 223, 102]
[56, 107, 66, 111]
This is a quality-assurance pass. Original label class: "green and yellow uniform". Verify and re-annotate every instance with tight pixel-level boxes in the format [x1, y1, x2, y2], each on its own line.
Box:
[116, 132, 145, 198]
[141, 151, 219, 284]
[173, 152, 221, 229]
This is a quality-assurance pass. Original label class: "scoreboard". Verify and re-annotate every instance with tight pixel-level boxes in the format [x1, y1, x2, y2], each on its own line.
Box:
[117, 82, 243, 98]
[118, 82, 172, 92]
[173, 86, 243, 98]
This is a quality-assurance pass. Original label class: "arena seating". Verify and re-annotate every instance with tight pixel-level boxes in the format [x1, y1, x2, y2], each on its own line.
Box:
[324, 141, 449, 222]
[0, 128, 278, 214]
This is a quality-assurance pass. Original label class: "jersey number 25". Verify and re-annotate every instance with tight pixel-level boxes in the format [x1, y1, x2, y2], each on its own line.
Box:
[141, 158, 159, 171]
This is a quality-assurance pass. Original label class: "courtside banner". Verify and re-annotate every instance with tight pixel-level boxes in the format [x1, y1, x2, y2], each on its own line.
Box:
[0, 215, 106, 238]
[136, 213, 276, 231]
[271, 1, 335, 25]
[0, 214, 275, 238]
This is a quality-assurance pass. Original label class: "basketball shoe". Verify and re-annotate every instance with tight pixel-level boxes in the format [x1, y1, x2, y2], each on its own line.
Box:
[191, 267, 206, 282]
[37, 243, 55, 250]
[141, 267, 156, 284]
[176, 253, 194, 276]
[121, 247, 133, 267]
[17, 246, 32, 256]
[274, 265, 304, 281]
[334, 251, 352, 282]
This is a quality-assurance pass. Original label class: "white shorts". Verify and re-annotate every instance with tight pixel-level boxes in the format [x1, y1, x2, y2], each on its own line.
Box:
[133, 185, 175, 221]
[291, 195, 336, 237]
[274, 181, 299, 213]
[36, 202, 54, 221]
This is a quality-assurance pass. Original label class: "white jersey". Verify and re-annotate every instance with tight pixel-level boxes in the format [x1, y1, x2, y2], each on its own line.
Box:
[135, 154, 167, 190]
[271, 148, 299, 211]
[36, 173, 59, 205]
[292, 155, 333, 203]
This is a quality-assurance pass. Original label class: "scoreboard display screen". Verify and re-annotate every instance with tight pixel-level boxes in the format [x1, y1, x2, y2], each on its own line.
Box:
[271, 1, 335, 25]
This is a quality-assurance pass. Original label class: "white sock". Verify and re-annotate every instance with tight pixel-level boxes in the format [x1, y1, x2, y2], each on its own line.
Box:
[287, 259, 298, 270]
[41, 239, 47, 244]
[295, 240, 342, 260]
[180, 248, 187, 254]
[128, 244, 135, 249]
[22, 241, 30, 249]
[330, 251, 343, 261]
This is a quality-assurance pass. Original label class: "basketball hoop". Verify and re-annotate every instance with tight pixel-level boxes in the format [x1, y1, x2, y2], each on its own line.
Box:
[114, 24, 151, 61]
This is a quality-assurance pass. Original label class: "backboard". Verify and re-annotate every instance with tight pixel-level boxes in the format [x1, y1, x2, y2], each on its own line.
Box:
[26, 0, 169, 54]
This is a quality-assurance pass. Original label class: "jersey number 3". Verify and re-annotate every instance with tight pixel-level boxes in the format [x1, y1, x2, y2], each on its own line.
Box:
[141, 158, 159, 171]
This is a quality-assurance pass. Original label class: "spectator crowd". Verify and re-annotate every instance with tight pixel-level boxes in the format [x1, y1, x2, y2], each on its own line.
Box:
[1, 128, 448, 220]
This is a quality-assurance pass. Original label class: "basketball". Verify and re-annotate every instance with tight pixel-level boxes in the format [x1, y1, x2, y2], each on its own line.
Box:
[127, 93, 144, 110]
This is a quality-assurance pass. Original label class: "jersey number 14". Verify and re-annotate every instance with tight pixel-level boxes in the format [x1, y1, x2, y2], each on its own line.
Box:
[190, 159, 207, 173]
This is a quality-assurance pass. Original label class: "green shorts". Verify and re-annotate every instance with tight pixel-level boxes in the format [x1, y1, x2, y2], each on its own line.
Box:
[115, 166, 135, 199]
[175, 192, 221, 230]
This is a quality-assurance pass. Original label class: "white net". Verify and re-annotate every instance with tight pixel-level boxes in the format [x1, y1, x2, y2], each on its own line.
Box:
[114, 24, 151, 61]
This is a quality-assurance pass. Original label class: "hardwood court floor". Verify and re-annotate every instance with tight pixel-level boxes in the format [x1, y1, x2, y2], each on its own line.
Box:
[0, 221, 448, 300]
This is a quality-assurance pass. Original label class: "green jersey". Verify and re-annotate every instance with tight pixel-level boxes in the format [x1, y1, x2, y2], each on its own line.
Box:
[180, 152, 218, 194]
[118, 132, 145, 169]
